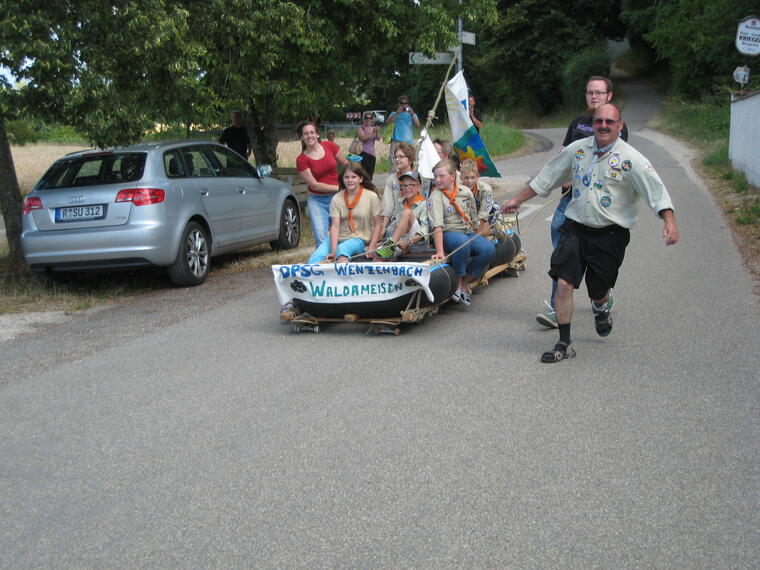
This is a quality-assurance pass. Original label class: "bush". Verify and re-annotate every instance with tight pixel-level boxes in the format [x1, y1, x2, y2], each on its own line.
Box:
[561, 47, 612, 109]
[6, 119, 41, 145]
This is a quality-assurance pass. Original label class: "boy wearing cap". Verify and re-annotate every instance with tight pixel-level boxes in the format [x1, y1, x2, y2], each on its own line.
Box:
[377, 171, 430, 258]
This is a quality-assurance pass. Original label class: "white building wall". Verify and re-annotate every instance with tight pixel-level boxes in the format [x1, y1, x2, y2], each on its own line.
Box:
[729, 91, 760, 187]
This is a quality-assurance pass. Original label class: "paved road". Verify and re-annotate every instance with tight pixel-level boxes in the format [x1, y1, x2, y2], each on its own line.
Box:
[2, 80, 758, 567]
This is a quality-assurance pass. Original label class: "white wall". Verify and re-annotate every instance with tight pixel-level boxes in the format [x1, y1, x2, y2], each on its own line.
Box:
[729, 91, 760, 187]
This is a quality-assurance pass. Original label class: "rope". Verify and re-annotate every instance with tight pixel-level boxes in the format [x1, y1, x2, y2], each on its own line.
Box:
[509, 193, 563, 235]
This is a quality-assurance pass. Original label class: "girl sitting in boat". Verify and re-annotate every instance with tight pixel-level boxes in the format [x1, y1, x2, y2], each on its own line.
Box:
[376, 170, 430, 259]
[379, 142, 416, 237]
[429, 159, 495, 306]
[307, 162, 383, 264]
[460, 158, 497, 237]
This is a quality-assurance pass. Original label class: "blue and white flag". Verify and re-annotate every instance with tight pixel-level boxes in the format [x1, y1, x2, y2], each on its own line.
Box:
[445, 71, 500, 177]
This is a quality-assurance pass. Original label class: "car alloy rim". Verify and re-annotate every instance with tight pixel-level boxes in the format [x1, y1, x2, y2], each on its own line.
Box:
[284, 205, 299, 245]
[187, 229, 209, 277]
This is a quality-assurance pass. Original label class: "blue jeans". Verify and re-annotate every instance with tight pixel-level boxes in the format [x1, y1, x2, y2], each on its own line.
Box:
[308, 237, 366, 264]
[549, 194, 571, 308]
[443, 231, 495, 278]
[307, 194, 334, 245]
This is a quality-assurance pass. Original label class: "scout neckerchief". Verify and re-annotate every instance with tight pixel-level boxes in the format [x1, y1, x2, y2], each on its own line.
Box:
[471, 183, 481, 209]
[403, 194, 425, 210]
[441, 182, 474, 231]
[344, 185, 364, 233]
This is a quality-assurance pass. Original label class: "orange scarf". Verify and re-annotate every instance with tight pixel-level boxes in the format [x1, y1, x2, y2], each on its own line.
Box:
[344, 185, 364, 233]
[441, 182, 473, 230]
[403, 194, 425, 209]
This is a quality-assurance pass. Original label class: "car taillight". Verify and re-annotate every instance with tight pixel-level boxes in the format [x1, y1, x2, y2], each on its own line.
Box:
[115, 188, 165, 206]
[22, 196, 43, 215]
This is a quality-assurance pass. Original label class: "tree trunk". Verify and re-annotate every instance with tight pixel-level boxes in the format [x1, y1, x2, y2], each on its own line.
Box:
[0, 117, 25, 266]
[247, 93, 279, 167]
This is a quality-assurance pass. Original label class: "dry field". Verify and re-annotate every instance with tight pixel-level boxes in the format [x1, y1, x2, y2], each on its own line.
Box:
[11, 137, 391, 193]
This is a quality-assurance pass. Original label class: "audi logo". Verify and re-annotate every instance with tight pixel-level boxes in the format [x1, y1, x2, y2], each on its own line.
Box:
[67, 195, 85, 204]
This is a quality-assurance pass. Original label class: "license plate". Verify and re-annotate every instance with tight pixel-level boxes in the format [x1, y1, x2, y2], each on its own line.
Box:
[55, 204, 106, 222]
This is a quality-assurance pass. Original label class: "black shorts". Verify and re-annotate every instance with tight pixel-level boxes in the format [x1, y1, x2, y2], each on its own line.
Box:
[549, 219, 630, 300]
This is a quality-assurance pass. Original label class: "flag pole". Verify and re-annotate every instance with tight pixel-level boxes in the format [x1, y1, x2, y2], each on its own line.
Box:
[418, 53, 458, 153]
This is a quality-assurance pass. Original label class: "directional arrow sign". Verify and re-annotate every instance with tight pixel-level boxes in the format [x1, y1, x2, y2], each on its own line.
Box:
[409, 52, 454, 65]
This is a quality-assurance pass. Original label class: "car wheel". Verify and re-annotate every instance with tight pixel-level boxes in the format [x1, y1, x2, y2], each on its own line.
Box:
[168, 221, 210, 286]
[270, 199, 300, 250]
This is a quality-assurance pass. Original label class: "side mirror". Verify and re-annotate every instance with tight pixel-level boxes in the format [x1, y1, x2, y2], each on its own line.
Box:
[257, 164, 272, 178]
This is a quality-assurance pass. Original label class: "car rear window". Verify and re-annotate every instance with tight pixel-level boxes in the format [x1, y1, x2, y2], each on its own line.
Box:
[36, 152, 147, 189]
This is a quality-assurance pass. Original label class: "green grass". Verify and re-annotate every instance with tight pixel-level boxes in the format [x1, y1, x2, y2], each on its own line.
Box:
[655, 95, 759, 239]
[656, 97, 730, 147]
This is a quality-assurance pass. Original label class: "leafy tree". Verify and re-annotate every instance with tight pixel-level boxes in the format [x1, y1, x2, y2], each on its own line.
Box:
[0, 0, 201, 264]
[187, 0, 497, 166]
[621, 0, 760, 98]
[469, 0, 624, 113]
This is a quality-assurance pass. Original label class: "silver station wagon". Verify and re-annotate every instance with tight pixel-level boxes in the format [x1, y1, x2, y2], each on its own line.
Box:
[21, 141, 301, 286]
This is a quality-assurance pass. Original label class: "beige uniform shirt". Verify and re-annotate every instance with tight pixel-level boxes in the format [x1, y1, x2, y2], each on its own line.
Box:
[329, 189, 381, 242]
[405, 198, 430, 239]
[381, 173, 403, 219]
[529, 137, 674, 229]
[472, 180, 495, 222]
[427, 184, 478, 233]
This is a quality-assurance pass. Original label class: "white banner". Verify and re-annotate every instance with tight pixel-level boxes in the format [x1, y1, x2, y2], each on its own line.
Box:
[272, 262, 435, 306]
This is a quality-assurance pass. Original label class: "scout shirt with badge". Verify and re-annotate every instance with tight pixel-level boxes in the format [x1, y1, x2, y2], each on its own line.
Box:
[427, 183, 478, 233]
[471, 179, 495, 223]
[406, 194, 431, 240]
[381, 173, 404, 221]
[329, 188, 382, 242]
[528, 137, 674, 229]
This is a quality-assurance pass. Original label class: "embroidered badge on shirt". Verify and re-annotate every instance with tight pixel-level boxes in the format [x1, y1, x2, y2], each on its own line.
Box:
[575, 149, 585, 160]
[600, 195, 612, 208]
[447, 206, 453, 213]
[427, 201, 433, 210]
[622, 160, 632, 171]
[583, 174, 591, 187]
[607, 171, 620, 180]
[594, 179, 603, 189]
[573, 188, 581, 198]
[608, 154, 620, 167]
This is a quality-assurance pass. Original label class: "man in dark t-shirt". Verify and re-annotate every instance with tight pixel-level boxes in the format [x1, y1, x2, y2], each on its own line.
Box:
[536, 76, 629, 329]
[219, 110, 251, 159]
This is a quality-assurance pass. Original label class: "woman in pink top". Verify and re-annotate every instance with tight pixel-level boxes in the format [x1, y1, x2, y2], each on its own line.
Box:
[296, 121, 348, 245]
[356, 112, 380, 178]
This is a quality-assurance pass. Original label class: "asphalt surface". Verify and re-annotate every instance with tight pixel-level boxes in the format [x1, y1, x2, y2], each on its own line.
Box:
[2, 79, 758, 568]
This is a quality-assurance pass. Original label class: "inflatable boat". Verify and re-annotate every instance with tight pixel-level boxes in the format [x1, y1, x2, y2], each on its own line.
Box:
[273, 229, 525, 334]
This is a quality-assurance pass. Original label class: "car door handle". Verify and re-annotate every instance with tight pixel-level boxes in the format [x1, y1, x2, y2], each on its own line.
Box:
[238, 187, 246, 194]
[200, 189, 209, 196]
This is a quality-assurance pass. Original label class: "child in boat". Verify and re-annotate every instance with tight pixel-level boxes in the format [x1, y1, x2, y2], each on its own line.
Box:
[376, 170, 430, 259]
[429, 159, 495, 306]
[307, 162, 383, 263]
[460, 158, 496, 237]
[379, 142, 416, 237]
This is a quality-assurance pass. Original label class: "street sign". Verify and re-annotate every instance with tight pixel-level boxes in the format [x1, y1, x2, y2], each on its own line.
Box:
[736, 15, 760, 56]
[408, 52, 454, 65]
[734, 66, 750, 87]
[459, 31, 476, 45]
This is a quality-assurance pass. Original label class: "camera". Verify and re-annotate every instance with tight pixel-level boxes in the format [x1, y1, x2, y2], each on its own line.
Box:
[405, 106, 411, 112]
